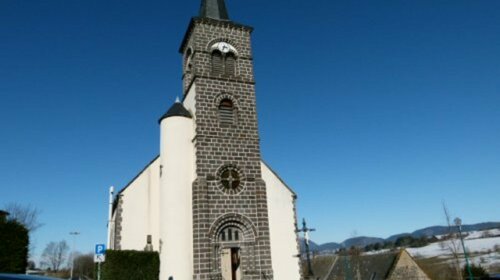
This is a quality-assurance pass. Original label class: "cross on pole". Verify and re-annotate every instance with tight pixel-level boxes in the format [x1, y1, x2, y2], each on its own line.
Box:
[296, 218, 316, 277]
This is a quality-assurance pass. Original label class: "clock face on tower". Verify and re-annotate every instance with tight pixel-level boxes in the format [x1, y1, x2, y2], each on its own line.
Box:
[213, 42, 236, 54]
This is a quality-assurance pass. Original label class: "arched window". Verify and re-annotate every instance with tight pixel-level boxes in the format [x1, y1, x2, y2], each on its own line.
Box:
[218, 226, 241, 242]
[212, 50, 223, 75]
[225, 52, 236, 76]
[211, 48, 237, 76]
[219, 99, 234, 125]
[184, 48, 193, 73]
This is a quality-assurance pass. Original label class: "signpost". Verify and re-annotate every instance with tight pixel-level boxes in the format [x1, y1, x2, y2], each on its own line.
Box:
[94, 244, 106, 280]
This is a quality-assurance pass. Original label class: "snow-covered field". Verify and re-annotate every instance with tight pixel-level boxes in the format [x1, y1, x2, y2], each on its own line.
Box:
[406, 231, 500, 270]
[364, 229, 500, 271]
[407, 236, 500, 258]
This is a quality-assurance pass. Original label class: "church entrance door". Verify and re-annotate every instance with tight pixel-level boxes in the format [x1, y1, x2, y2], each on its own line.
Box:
[221, 248, 241, 280]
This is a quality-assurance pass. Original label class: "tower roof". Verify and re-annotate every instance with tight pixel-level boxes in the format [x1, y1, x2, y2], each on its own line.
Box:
[199, 0, 230, 21]
[158, 101, 192, 123]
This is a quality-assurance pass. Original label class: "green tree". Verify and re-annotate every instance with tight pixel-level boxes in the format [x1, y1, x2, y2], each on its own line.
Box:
[0, 210, 29, 273]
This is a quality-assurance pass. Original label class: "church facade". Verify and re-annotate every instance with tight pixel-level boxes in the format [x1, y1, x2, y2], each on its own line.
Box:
[108, 1, 302, 279]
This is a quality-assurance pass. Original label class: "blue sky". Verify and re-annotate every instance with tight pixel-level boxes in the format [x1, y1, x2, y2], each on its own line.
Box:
[1, 0, 499, 262]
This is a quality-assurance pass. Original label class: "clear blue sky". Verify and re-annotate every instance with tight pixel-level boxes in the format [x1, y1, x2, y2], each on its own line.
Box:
[1, 0, 499, 262]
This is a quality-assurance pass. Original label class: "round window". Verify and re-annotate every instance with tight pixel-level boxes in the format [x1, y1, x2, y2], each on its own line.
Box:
[221, 169, 240, 189]
[217, 165, 245, 194]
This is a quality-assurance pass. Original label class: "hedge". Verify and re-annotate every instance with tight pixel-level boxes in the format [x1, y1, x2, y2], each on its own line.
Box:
[101, 250, 159, 280]
[0, 219, 29, 273]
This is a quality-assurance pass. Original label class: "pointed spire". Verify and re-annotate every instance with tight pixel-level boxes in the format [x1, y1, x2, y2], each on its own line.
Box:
[199, 0, 230, 21]
[175, 96, 181, 103]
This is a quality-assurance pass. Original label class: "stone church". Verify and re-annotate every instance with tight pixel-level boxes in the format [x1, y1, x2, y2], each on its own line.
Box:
[108, 0, 302, 279]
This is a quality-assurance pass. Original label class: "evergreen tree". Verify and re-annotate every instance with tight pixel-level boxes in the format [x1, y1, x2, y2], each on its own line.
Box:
[0, 210, 29, 273]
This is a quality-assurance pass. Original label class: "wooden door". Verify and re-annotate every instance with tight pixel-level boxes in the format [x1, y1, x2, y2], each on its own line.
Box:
[221, 248, 232, 280]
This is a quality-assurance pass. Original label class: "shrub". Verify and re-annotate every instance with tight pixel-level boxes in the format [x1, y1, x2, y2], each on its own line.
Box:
[0, 218, 29, 273]
[462, 263, 488, 280]
[101, 250, 159, 280]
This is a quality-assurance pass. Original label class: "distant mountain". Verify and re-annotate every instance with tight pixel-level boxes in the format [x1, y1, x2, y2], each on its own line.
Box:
[386, 233, 412, 242]
[302, 221, 500, 254]
[388, 222, 500, 240]
[299, 239, 341, 253]
[318, 242, 342, 252]
[299, 238, 320, 253]
[341, 236, 385, 248]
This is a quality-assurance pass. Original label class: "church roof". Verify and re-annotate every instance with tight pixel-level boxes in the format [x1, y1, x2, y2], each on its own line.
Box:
[158, 101, 192, 123]
[326, 253, 398, 280]
[199, 0, 230, 21]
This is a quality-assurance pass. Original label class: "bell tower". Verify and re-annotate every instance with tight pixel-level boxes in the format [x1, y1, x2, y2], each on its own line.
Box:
[180, 0, 274, 279]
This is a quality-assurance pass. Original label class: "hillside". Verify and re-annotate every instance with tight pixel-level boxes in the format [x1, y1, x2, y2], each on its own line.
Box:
[304, 221, 500, 253]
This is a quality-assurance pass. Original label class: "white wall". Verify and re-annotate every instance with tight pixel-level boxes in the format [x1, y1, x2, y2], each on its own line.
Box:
[262, 162, 301, 280]
[159, 114, 195, 280]
[117, 158, 160, 251]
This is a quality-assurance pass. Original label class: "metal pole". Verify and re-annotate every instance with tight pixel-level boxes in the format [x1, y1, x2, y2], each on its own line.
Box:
[69, 231, 80, 279]
[344, 254, 351, 280]
[97, 262, 101, 280]
[457, 224, 474, 280]
[305, 235, 313, 276]
[107, 186, 114, 249]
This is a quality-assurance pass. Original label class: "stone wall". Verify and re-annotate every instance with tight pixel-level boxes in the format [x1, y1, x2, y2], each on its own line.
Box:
[184, 18, 274, 280]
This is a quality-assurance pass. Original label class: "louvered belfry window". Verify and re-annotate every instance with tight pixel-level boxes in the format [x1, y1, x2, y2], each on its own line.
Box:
[211, 50, 237, 76]
[219, 99, 234, 125]
[212, 50, 223, 75]
[225, 53, 236, 76]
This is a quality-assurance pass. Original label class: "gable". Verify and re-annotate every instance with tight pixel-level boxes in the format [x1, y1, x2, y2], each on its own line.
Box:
[261, 160, 296, 197]
[387, 250, 430, 280]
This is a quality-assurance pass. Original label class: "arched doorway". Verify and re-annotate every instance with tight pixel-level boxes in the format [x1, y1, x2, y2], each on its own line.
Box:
[209, 214, 257, 280]
[218, 226, 242, 280]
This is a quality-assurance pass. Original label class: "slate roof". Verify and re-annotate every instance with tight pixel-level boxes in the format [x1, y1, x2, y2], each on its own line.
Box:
[158, 102, 192, 123]
[199, 0, 230, 21]
[307, 255, 337, 279]
[307, 251, 402, 280]
[326, 253, 398, 280]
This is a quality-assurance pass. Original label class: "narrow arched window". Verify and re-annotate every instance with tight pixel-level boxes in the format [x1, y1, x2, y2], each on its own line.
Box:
[212, 50, 223, 75]
[218, 226, 241, 242]
[184, 48, 193, 73]
[184, 49, 192, 67]
[225, 52, 236, 76]
[219, 99, 234, 125]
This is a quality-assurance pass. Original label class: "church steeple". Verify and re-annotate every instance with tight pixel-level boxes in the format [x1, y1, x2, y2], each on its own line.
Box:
[199, 0, 230, 20]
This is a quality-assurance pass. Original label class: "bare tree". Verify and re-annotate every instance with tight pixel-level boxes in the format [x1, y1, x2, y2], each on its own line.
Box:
[5, 202, 43, 258]
[4, 203, 43, 232]
[41, 240, 69, 272]
[442, 201, 463, 280]
[73, 253, 96, 279]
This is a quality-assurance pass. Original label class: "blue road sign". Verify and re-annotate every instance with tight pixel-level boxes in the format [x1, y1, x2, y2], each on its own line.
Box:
[95, 244, 106, 255]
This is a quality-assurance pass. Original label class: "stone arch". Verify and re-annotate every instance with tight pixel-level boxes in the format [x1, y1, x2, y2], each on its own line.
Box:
[208, 214, 259, 277]
[209, 213, 257, 243]
[214, 93, 239, 108]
